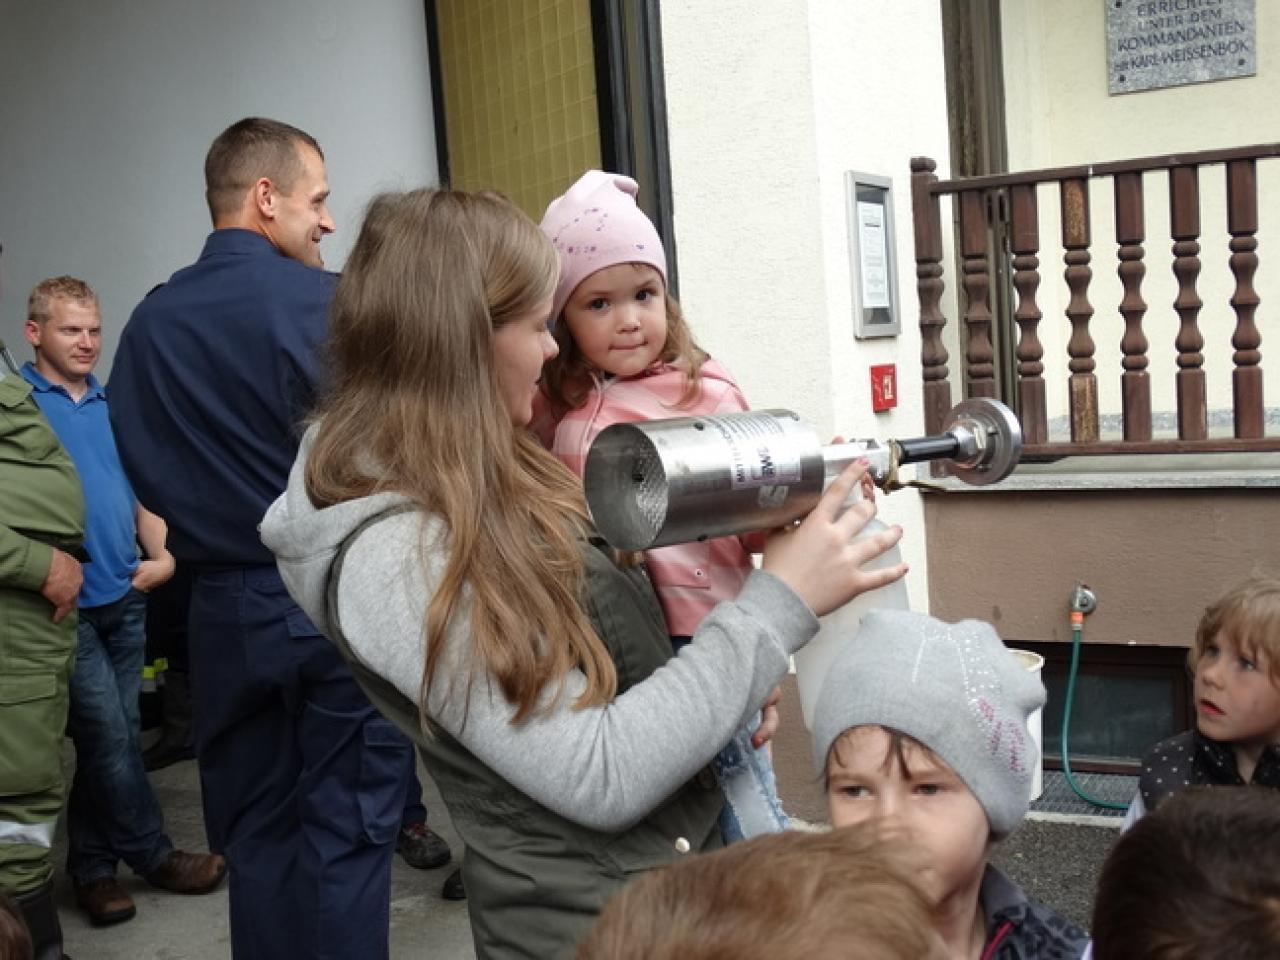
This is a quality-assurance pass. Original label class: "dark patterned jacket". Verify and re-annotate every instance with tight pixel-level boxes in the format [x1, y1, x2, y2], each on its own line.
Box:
[1139, 729, 1280, 812]
[982, 865, 1089, 959]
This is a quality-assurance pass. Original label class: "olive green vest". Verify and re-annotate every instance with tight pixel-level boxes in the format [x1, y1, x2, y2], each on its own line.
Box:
[326, 510, 724, 960]
[0, 372, 85, 584]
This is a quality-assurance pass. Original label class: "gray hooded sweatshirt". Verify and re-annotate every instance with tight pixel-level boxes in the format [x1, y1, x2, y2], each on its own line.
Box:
[259, 426, 818, 832]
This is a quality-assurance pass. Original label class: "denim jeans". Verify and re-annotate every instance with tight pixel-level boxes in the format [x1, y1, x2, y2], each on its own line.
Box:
[669, 637, 789, 842]
[66, 588, 174, 883]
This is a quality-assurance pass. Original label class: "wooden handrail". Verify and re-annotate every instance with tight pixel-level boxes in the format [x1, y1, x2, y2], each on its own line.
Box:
[929, 142, 1280, 194]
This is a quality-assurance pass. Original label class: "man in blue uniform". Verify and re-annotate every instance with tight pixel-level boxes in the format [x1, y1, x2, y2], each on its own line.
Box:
[107, 118, 420, 959]
[21, 276, 226, 927]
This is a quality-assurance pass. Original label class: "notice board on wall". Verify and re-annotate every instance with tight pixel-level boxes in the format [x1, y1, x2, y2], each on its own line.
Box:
[845, 171, 900, 340]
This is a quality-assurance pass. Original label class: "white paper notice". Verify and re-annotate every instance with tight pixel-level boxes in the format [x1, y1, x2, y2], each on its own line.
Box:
[857, 200, 890, 309]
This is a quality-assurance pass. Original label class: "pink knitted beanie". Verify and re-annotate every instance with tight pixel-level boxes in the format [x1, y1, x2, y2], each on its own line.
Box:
[539, 170, 667, 324]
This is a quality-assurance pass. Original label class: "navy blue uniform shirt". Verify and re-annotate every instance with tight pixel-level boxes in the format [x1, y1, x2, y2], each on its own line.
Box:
[109, 229, 337, 566]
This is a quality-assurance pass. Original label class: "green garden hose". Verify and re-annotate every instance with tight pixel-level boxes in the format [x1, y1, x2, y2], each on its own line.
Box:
[1060, 612, 1129, 810]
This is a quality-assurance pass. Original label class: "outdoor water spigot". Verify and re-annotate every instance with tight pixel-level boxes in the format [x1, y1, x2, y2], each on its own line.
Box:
[1070, 583, 1098, 616]
[583, 397, 1023, 551]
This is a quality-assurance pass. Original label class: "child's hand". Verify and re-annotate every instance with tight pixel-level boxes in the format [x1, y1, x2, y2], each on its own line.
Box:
[750, 686, 783, 749]
[831, 435, 876, 501]
[761, 461, 906, 617]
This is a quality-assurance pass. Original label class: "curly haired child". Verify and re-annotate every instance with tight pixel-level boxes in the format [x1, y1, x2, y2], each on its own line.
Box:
[1127, 576, 1280, 823]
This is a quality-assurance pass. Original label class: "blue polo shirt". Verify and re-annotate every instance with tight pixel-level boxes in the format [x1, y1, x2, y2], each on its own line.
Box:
[21, 362, 138, 606]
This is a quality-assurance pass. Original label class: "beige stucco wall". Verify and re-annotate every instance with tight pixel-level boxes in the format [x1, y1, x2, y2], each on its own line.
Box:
[660, 1, 953, 606]
[658, 4, 1275, 651]
[1002, 1, 1280, 169]
[926, 487, 1276, 647]
[999, 1, 1280, 435]
[660, 3, 828, 418]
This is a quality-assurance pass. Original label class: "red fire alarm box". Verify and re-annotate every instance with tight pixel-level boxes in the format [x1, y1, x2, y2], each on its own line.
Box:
[870, 364, 897, 412]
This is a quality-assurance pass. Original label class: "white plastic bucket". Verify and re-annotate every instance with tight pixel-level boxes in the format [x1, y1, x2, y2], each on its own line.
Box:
[1011, 649, 1045, 800]
[793, 485, 909, 731]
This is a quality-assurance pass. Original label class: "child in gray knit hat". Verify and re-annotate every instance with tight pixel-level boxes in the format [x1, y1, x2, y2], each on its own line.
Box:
[811, 609, 1089, 960]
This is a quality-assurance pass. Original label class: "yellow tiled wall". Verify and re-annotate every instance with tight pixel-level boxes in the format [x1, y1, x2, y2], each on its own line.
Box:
[437, 0, 601, 220]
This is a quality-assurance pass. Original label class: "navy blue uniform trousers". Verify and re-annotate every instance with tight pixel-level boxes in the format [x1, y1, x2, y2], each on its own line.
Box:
[189, 566, 411, 959]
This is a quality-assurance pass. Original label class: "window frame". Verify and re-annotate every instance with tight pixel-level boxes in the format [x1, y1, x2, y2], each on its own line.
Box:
[1016, 639, 1192, 775]
[590, 0, 679, 295]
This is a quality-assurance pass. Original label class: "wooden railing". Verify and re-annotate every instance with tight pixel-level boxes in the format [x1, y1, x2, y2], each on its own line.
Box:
[911, 143, 1279, 461]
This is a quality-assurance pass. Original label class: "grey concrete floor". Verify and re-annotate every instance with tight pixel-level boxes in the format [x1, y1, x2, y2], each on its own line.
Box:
[54, 675, 1115, 957]
[990, 817, 1117, 929]
[55, 745, 475, 960]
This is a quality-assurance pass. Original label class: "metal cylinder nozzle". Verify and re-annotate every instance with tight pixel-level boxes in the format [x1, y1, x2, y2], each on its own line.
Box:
[583, 398, 1023, 550]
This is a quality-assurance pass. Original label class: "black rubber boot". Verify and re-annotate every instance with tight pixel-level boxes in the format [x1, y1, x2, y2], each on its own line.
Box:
[15, 880, 71, 960]
[441, 867, 466, 901]
[143, 670, 196, 771]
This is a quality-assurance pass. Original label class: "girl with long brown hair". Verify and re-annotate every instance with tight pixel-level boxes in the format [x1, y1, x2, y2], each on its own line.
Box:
[261, 187, 906, 959]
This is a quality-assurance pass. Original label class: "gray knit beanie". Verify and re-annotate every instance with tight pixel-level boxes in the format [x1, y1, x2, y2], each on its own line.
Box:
[811, 609, 1046, 838]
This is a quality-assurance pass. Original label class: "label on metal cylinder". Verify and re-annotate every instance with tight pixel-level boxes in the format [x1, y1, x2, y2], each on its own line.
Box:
[757, 484, 791, 509]
[701, 413, 804, 490]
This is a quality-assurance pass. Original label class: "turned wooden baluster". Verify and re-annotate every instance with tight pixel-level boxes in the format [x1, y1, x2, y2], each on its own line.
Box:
[1227, 159, 1264, 439]
[1115, 172, 1151, 441]
[959, 189, 996, 399]
[911, 156, 952, 438]
[1061, 178, 1098, 442]
[1009, 183, 1046, 444]
[1170, 166, 1207, 440]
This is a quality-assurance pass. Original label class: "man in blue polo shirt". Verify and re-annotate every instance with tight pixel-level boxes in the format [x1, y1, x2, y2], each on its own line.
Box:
[20, 276, 227, 928]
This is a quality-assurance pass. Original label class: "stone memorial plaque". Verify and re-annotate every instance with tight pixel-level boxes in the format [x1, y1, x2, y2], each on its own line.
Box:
[1108, 0, 1256, 95]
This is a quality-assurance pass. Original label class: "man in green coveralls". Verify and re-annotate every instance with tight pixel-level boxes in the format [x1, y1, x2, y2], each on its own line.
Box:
[0, 243, 84, 960]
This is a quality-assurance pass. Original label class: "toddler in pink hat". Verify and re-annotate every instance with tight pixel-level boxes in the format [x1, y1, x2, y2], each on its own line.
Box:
[539, 170, 788, 842]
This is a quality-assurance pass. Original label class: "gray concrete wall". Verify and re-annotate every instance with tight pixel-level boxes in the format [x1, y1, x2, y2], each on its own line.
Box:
[0, 0, 439, 377]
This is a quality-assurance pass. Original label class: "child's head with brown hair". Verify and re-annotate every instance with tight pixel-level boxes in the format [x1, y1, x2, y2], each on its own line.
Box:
[0, 894, 32, 960]
[1191, 576, 1280, 683]
[1092, 785, 1280, 960]
[1188, 577, 1280, 753]
[575, 823, 944, 960]
[538, 171, 707, 412]
[823, 724, 996, 915]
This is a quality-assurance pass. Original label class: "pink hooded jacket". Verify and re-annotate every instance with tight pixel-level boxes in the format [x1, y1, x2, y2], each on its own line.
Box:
[550, 359, 758, 636]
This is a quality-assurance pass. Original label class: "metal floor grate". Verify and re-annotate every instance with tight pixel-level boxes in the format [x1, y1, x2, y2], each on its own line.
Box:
[1031, 769, 1137, 817]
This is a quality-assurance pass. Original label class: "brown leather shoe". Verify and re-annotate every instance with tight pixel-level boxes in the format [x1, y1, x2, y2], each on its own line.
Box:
[74, 877, 137, 926]
[143, 850, 227, 895]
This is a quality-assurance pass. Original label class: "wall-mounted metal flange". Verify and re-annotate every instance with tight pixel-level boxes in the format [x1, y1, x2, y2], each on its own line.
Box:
[937, 398, 1024, 486]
